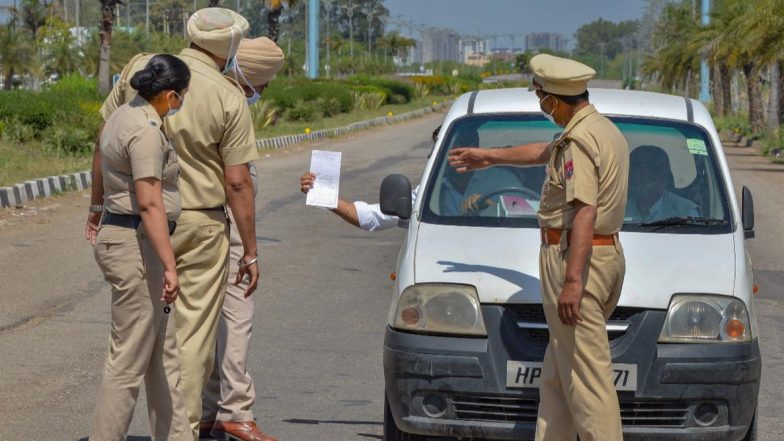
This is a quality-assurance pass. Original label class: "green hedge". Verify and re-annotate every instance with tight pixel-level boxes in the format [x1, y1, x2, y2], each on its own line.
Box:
[263, 79, 354, 114]
[346, 75, 415, 104]
[0, 74, 101, 155]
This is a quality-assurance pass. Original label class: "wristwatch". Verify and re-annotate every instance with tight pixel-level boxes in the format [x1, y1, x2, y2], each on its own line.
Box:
[89, 204, 104, 213]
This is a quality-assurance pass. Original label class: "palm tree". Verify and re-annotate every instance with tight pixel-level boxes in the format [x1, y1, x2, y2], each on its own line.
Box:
[38, 16, 80, 78]
[0, 24, 32, 90]
[264, 0, 299, 43]
[98, 0, 123, 94]
[641, 1, 700, 95]
[692, 0, 738, 117]
[739, 0, 784, 127]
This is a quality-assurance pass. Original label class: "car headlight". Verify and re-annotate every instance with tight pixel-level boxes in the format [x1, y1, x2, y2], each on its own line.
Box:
[391, 284, 486, 336]
[659, 294, 751, 343]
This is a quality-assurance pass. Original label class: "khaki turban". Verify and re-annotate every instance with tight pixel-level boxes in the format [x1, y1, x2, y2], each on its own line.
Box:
[231, 37, 285, 87]
[187, 8, 249, 60]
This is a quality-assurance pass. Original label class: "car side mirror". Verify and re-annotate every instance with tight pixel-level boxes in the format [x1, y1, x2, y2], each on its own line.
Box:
[742, 186, 755, 239]
[380, 174, 412, 220]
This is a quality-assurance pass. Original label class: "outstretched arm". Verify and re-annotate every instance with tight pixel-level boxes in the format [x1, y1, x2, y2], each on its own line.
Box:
[448, 142, 551, 172]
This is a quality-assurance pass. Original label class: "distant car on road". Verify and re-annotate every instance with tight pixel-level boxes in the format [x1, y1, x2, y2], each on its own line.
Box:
[380, 88, 760, 441]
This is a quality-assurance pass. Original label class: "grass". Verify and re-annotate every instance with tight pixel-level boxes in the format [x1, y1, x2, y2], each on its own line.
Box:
[256, 95, 452, 139]
[0, 96, 451, 187]
[0, 141, 92, 187]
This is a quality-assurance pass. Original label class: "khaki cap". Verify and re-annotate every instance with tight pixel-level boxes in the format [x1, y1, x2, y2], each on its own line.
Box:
[187, 8, 249, 60]
[231, 37, 285, 86]
[527, 53, 596, 96]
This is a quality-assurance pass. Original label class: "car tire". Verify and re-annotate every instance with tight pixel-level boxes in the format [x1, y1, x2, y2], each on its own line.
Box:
[384, 393, 429, 441]
[742, 410, 758, 441]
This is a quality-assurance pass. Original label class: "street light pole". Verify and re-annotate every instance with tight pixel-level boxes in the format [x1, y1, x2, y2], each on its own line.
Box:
[699, 0, 711, 102]
[340, 1, 358, 61]
[363, 3, 377, 62]
[145, 0, 149, 39]
[307, 0, 320, 79]
[323, 0, 334, 77]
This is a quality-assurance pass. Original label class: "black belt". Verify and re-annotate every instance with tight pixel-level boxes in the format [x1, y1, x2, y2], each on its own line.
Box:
[184, 206, 225, 211]
[103, 212, 177, 235]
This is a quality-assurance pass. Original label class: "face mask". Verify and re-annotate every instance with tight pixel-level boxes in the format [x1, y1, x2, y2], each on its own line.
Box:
[222, 56, 237, 75]
[246, 90, 261, 106]
[221, 25, 241, 74]
[234, 64, 262, 106]
[539, 94, 558, 126]
[165, 92, 184, 118]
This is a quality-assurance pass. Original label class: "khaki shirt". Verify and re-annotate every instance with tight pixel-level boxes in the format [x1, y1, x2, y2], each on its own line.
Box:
[538, 104, 629, 235]
[100, 48, 257, 209]
[100, 95, 181, 221]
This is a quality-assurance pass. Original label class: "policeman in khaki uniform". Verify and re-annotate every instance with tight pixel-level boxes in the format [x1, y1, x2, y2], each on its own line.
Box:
[449, 53, 629, 441]
[89, 54, 192, 441]
[199, 37, 284, 441]
[88, 8, 260, 440]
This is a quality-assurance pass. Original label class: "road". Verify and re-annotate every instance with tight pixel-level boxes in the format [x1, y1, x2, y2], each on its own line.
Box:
[0, 112, 782, 441]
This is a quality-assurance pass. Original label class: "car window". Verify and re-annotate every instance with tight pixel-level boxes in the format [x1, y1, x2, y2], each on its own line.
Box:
[421, 114, 732, 233]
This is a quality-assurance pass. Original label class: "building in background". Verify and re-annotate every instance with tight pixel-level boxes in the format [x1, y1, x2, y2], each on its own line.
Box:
[460, 37, 489, 66]
[420, 27, 461, 63]
[525, 32, 568, 53]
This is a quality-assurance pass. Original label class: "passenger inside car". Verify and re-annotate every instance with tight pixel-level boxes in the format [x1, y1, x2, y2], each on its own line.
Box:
[626, 145, 699, 222]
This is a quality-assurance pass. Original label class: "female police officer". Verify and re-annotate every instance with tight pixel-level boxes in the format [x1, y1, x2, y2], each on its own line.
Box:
[89, 54, 192, 441]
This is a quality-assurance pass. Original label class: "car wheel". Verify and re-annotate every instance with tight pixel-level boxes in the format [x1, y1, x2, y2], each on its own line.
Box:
[742, 410, 758, 441]
[384, 393, 429, 441]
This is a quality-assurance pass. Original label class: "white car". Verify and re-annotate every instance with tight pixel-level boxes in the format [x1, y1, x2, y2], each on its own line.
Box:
[379, 88, 760, 441]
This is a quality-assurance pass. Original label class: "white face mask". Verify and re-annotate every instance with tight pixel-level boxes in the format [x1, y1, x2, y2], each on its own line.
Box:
[539, 94, 558, 126]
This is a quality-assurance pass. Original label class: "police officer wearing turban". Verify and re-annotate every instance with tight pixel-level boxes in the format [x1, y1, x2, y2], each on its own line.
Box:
[449, 53, 629, 441]
[87, 8, 260, 439]
[198, 37, 284, 441]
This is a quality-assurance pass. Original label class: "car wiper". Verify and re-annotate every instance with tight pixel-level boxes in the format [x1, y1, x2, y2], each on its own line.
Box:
[639, 216, 727, 228]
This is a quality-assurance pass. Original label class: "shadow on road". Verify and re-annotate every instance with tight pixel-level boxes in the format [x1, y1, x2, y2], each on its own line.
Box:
[283, 418, 382, 426]
[357, 433, 383, 439]
[79, 437, 151, 441]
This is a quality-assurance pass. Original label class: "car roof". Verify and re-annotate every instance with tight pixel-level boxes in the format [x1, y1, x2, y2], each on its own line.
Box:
[447, 87, 706, 125]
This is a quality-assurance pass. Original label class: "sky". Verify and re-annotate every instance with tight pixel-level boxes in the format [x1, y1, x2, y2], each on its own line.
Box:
[0, 0, 648, 50]
[383, 0, 649, 50]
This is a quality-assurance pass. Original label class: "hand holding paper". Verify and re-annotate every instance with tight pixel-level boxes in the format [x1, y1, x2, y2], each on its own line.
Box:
[306, 150, 342, 209]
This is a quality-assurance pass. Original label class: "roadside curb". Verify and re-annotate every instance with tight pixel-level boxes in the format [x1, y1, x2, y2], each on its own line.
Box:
[254, 101, 451, 150]
[0, 101, 451, 208]
[0, 171, 91, 209]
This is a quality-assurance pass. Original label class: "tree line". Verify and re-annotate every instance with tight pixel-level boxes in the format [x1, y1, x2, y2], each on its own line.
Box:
[0, 0, 413, 94]
[642, 0, 784, 136]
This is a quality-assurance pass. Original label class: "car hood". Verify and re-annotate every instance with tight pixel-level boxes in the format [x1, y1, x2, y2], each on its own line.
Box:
[413, 223, 737, 309]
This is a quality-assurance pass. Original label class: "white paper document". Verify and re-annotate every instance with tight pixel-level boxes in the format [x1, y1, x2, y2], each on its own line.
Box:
[306, 150, 342, 209]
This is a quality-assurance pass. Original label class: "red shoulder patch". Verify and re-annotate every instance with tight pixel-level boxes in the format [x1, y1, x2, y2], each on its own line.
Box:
[564, 160, 574, 180]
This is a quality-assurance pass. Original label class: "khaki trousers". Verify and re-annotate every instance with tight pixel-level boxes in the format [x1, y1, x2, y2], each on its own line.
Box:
[202, 211, 257, 422]
[171, 210, 230, 439]
[534, 241, 626, 441]
[90, 224, 191, 441]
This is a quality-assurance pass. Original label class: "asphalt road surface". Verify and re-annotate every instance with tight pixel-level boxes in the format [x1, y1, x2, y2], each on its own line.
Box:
[0, 112, 782, 441]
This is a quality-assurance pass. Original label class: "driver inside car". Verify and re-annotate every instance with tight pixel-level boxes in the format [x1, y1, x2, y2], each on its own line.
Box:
[625, 145, 699, 222]
[445, 127, 528, 216]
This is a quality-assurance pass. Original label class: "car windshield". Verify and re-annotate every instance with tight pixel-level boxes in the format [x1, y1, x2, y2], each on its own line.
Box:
[421, 114, 732, 233]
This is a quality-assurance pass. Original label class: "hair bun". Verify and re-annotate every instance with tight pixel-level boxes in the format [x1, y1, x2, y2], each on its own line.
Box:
[130, 69, 155, 90]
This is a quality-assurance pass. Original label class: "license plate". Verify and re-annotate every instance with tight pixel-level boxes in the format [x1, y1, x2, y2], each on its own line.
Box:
[506, 361, 637, 392]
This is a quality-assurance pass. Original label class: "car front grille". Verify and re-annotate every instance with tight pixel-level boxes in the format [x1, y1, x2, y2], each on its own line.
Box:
[451, 393, 690, 428]
[507, 304, 645, 347]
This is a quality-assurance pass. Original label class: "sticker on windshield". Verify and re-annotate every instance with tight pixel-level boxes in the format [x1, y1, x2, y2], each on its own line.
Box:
[687, 138, 708, 156]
